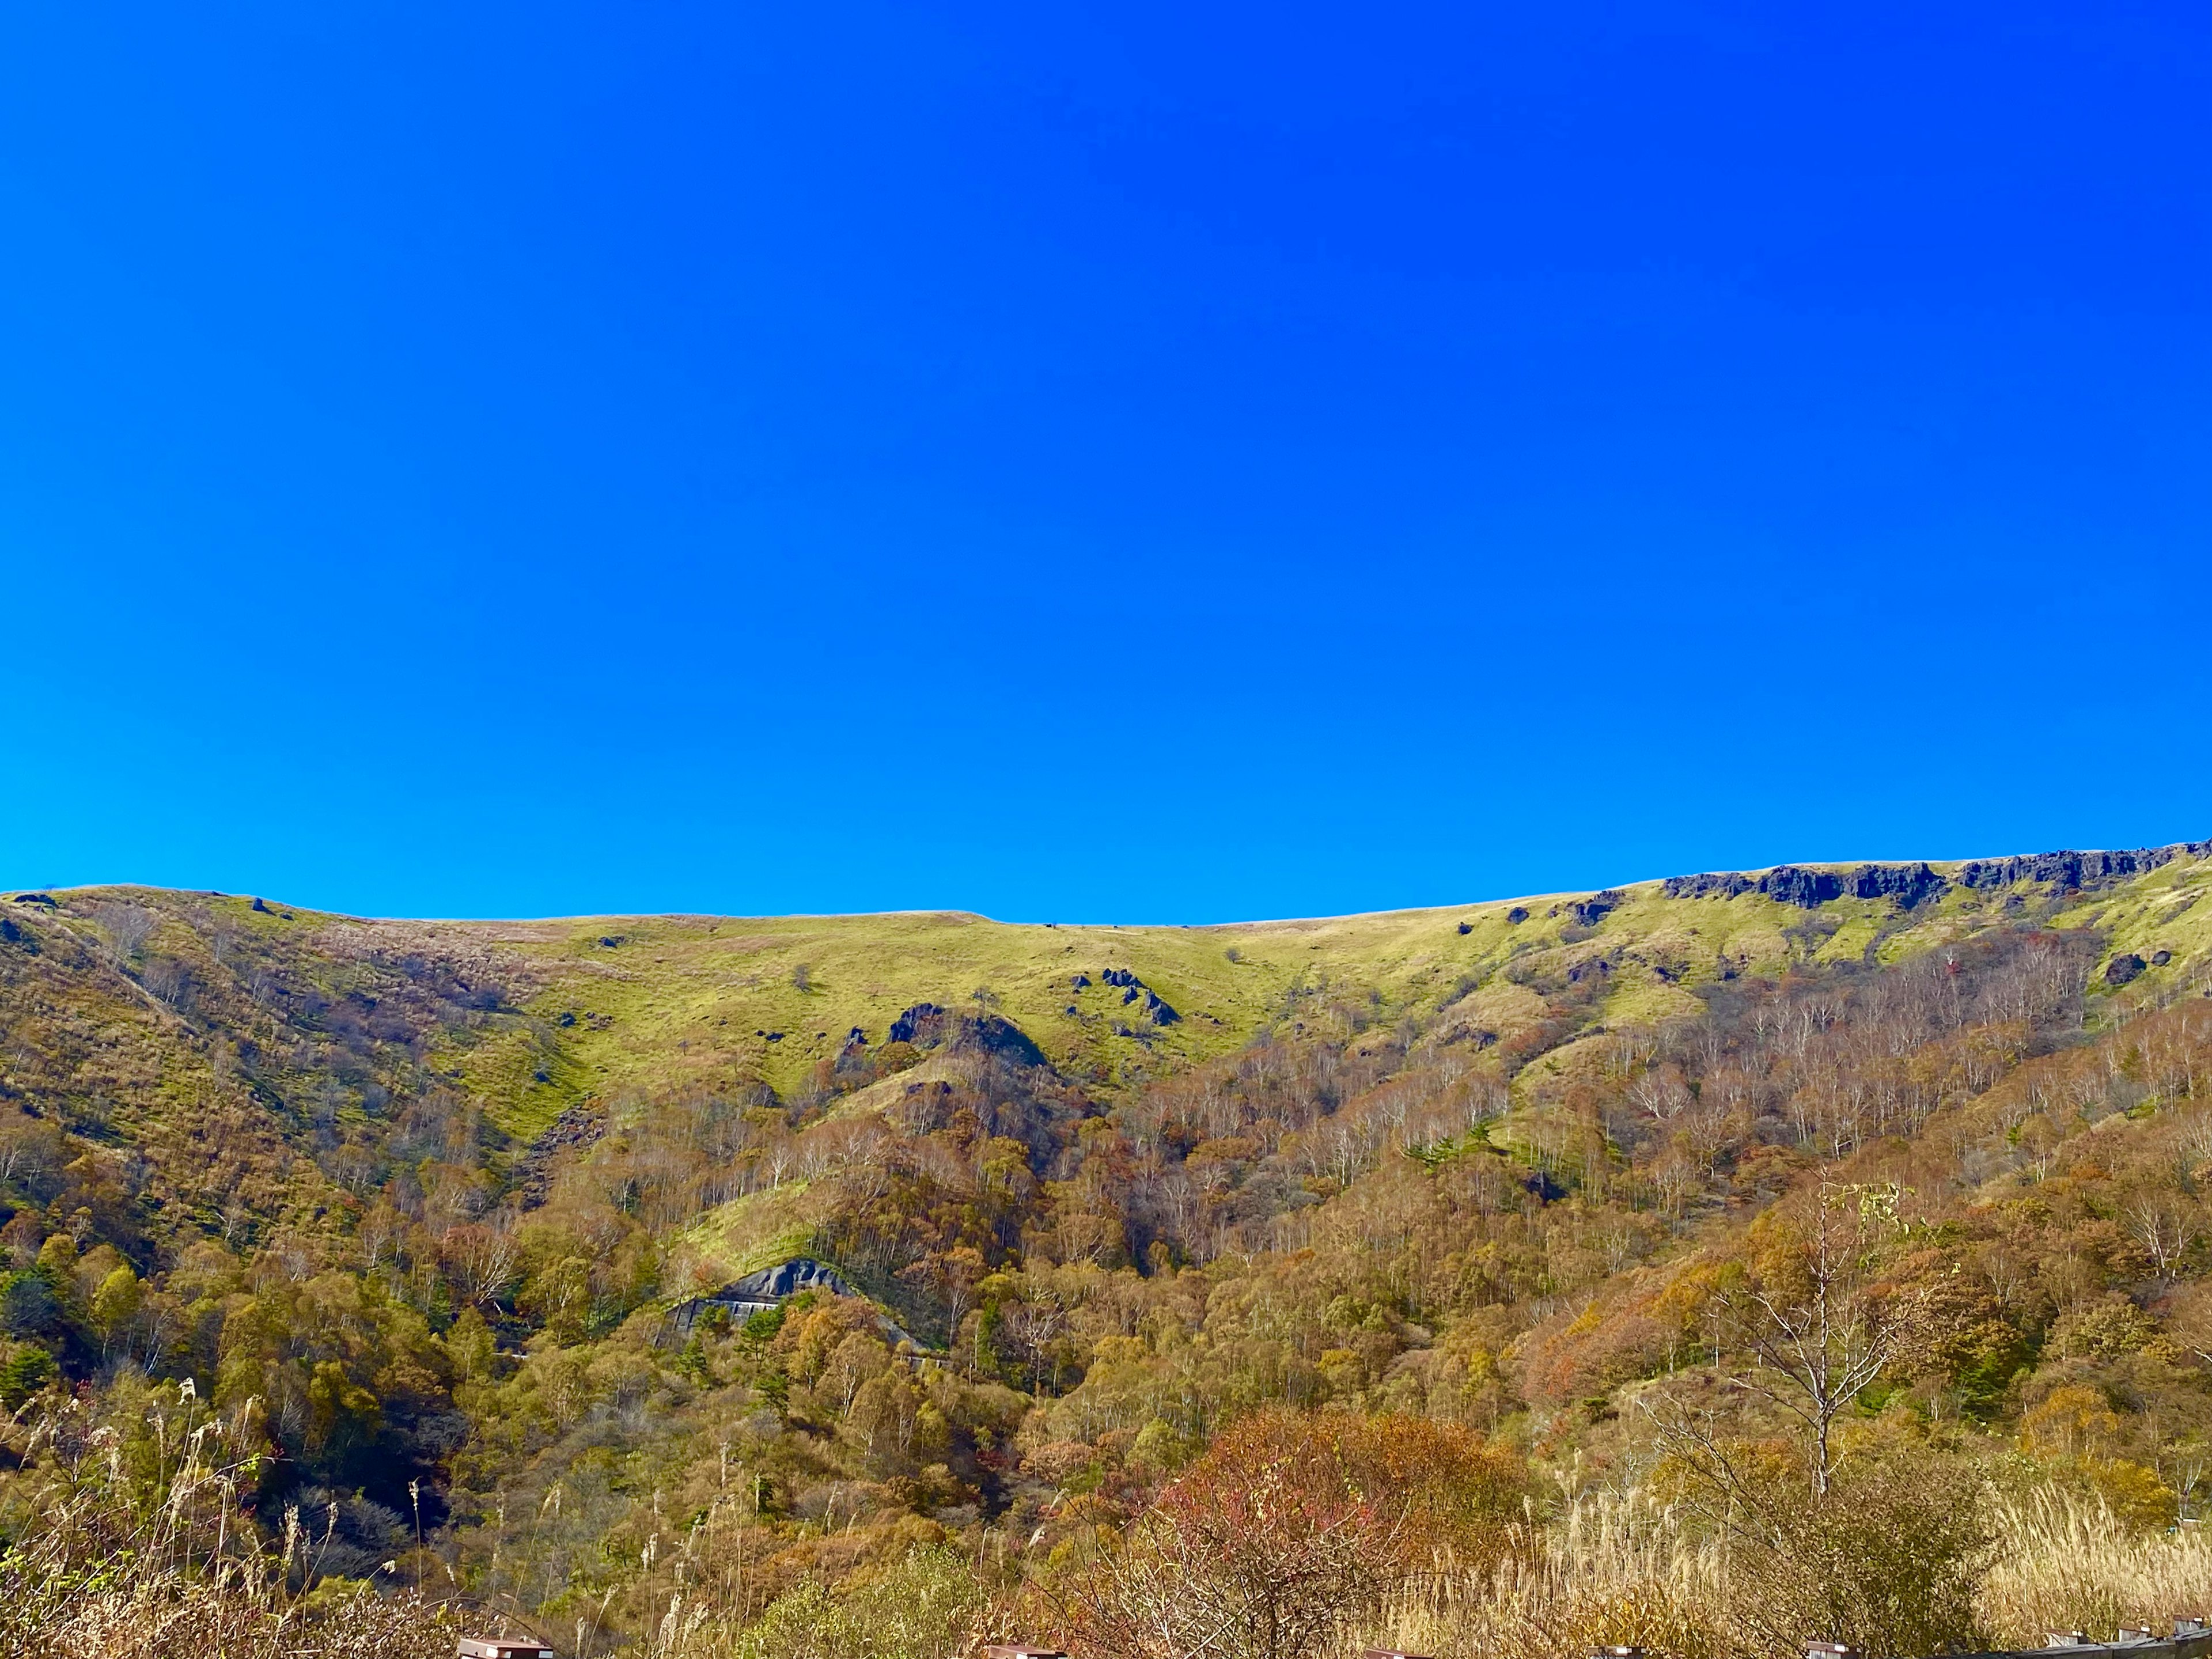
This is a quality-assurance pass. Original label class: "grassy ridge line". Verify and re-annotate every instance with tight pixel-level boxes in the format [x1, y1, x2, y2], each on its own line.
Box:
[20, 850, 2210, 1142]
[435, 855, 2211, 1131]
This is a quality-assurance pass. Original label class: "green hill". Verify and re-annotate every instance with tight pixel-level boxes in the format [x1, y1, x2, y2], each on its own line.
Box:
[2, 841, 2211, 1652]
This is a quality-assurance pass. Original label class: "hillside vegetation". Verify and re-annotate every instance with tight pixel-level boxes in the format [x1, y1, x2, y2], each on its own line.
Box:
[3, 843, 2212, 1658]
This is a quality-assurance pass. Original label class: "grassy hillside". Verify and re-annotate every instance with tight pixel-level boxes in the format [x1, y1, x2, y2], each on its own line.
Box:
[3, 840, 2212, 1656]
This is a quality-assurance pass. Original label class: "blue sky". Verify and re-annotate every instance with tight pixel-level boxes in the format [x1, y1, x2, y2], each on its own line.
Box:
[2, 2, 2207, 922]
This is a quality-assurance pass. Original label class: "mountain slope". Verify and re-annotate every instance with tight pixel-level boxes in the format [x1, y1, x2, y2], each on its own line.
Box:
[1, 842, 2210, 1647]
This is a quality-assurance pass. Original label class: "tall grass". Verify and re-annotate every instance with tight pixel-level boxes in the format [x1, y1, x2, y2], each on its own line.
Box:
[1980, 1492, 2212, 1646]
[0, 1389, 463, 1659]
[1355, 1491, 1728, 1659]
[1350, 1486, 2212, 1659]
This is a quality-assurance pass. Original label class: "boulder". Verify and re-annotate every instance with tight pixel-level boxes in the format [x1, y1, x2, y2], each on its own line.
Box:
[2105, 954, 2147, 987]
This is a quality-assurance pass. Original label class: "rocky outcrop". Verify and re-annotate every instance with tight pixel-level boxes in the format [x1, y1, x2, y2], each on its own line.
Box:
[1665, 861, 1945, 909]
[2105, 953, 2148, 987]
[887, 1002, 950, 1045]
[885, 1001, 1047, 1065]
[723, 1256, 854, 1302]
[1847, 862, 1946, 907]
[1568, 891, 1624, 927]
[950, 1013, 1048, 1067]
[1662, 872, 1757, 900]
[1957, 844, 2209, 891]
[1762, 866, 1844, 908]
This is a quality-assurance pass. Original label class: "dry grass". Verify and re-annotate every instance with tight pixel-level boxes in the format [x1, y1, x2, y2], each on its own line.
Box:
[1349, 1484, 2212, 1659]
[1979, 1492, 2212, 1646]
[1355, 1491, 1728, 1659]
[0, 1391, 466, 1659]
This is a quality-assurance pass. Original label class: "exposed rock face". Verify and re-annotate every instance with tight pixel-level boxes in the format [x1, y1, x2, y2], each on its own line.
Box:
[724, 1256, 854, 1301]
[1141, 989, 1180, 1025]
[887, 1002, 949, 1045]
[1665, 861, 1944, 909]
[1662, 872, 1757, 900]
[1847, 862, 1947, 907]
[1762, 866, 1844, 908]
[1101, 968, 1140, 987]
[1569, 891, 1625, 927]
[1660, 843, 2212, 908]
[887, 1001, 1046, 1065]
[1505, 906, 1529, 924]
[2105, 953, 2148, 987]
[1957, 843, 2212, 891]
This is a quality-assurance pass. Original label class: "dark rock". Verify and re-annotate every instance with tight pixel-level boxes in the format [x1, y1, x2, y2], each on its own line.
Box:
[1102, 968, 1141, 987]
[1847, 862, 1947, 907]
[888, 1003, 950, 1046]
[2152, 950, 2173, 967]
[556, 1011, 576, 1027]
[1959, 846, 2181, 891]
[598, 935, 623, 948]
[1457, 922, 1473, 935]
[0, 918, 34, 953]
[765, 1031, 784, 1042]
[515, 1099, 609, 1207]
[950, 1013, 1048, 1068]
[846, 1027, 869, 1044]
[11, 893, 55, 907]
[2105, 954, 2147, 987]
[1070, 974, 1091, 989]
[1569, 890, 1625, 927]
[1506, 906, 1529, 924]
[725, 1257, 854, 1302]
[1123, 986, 1141, 1005]
[1142, 990, 1180, 1025]
[1662, 872, 1756, 900]
[1760, 866, 1843, 907]
[251, 896, 272, 914]
[1566, 957, 1612, 984]
[1522, 1169, 1566, 1203]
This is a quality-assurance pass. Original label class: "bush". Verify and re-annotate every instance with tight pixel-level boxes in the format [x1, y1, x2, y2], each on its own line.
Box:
[1053, 1409, 1528, 1659]
[736, 1546, 982, 1659]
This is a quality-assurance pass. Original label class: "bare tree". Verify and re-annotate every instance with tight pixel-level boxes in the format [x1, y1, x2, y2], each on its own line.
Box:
[90, 902, 157, 961]
[1712, 1179, 1941, 1495]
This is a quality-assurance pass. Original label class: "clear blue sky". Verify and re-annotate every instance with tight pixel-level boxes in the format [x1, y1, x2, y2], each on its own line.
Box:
[2, 3, 2207, 922]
